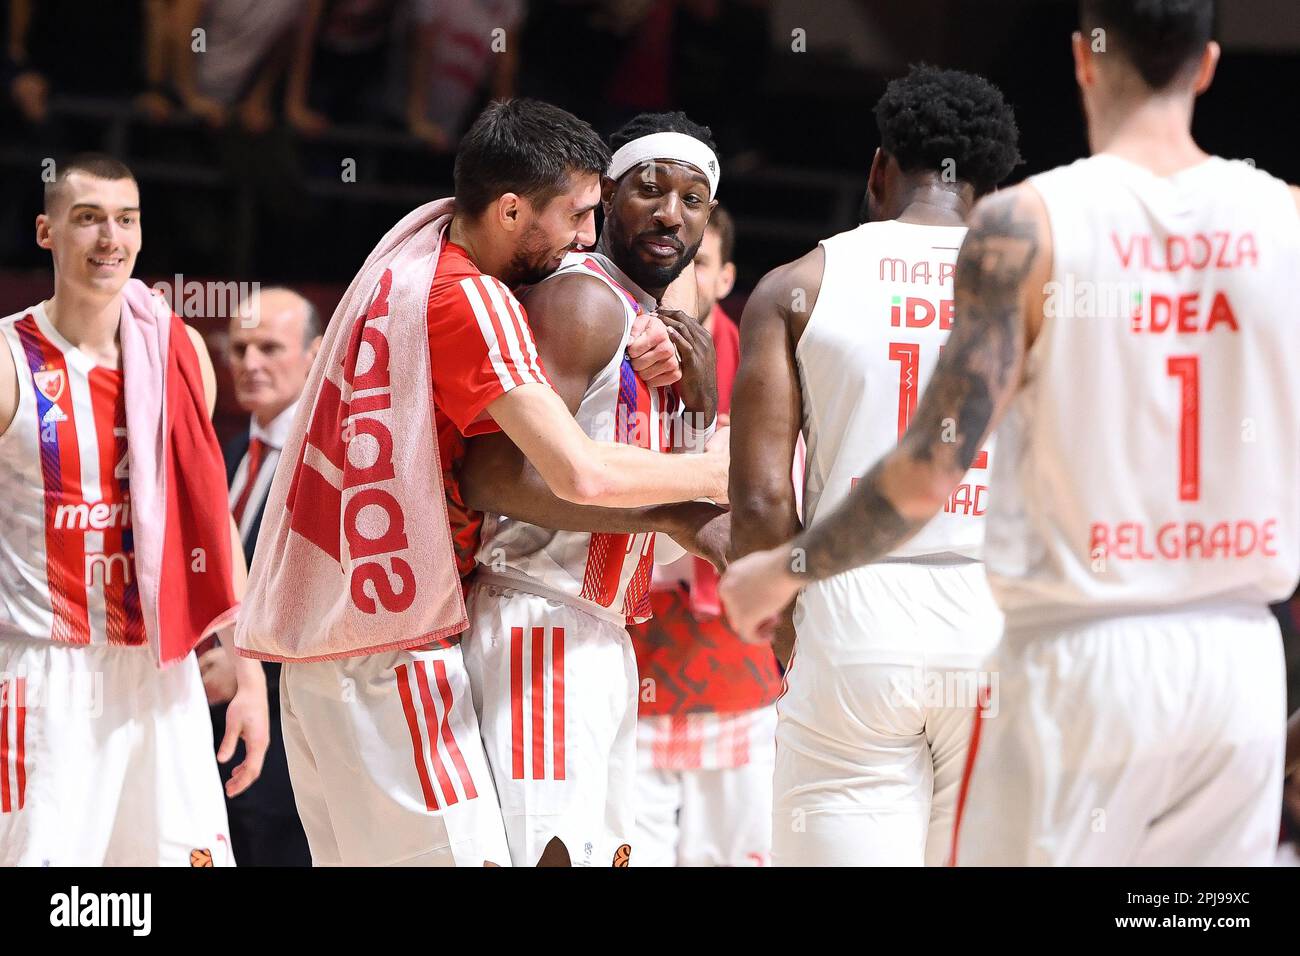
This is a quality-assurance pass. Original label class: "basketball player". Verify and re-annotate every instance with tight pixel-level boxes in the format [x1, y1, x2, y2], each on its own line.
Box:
[458, 112, 727, 866]
[260, 101, 729, 867]
[724, 66, 1020, 867]
[723, 0, 1300, 866]
[0, 154, 268, 866]
[629, 205, 784, 867]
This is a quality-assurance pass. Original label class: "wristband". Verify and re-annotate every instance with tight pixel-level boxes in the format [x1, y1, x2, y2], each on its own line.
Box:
[680, 412, 717, 453]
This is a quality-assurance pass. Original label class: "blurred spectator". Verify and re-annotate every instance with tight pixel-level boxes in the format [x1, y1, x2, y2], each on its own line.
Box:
[6, 0, 163, 124]
[287, 0, 418, 139]
[200, 286, 321, 866]
[517, 0, 652, 125]
[406, 0, 525, 148]
[170, 0, 308, 133]
[673, 0, 771, 168]
[601, 0, 674, 124]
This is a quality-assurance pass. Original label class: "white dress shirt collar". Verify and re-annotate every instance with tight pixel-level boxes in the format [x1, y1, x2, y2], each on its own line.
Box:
[250, 399, 300, 450]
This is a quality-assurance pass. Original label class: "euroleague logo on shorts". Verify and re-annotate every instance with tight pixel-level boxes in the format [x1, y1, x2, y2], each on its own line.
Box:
[287, 269, 416, 615]
[612, 843, 632, 867]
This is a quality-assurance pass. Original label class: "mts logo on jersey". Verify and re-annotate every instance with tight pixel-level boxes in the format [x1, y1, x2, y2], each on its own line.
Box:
[889, 296, 954, 329]
[286, 269, 416, 615]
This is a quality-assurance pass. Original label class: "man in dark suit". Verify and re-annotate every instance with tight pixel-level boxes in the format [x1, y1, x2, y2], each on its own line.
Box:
[200, 286, 322, 865]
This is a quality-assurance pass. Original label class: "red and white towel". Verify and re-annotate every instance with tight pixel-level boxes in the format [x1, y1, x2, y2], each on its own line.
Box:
[119, 279, 239, 667]
[237, 198, 467, 662]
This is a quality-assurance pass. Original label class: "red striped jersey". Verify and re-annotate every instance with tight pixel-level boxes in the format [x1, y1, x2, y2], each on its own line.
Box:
[474, 252, 684, 625]
[426, 239, 551, 582]
[0, 303, 145, 647]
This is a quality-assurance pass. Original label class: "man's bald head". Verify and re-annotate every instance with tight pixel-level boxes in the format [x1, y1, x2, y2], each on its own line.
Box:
[237, 287, 322, 346]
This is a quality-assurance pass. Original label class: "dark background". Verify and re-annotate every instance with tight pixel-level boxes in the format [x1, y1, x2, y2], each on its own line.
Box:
[3, 0, 1297, 292]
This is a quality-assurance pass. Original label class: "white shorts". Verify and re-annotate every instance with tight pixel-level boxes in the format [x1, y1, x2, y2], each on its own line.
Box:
[774, 560, 1002, 866]
[634, 707, 777, 866]
[953, 605, 1287, 867]
[0, 635, 233, 866]
[279, 640, 510, 866]
[463, 579, 639, 867]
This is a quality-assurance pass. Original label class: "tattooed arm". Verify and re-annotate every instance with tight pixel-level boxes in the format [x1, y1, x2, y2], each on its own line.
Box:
[720, 185, 1052, 641]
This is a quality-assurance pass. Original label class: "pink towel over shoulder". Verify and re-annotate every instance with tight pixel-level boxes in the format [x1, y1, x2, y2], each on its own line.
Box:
[237, 198, 467, 662]
[119, 279, 239, 667]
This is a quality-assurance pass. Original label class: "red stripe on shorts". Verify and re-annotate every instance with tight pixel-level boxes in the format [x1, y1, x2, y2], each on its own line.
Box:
[531, 626, 545, 780]
[948, 682, 991, 867]
[14, 679, 24, 809]
[433, 659, 477, 800]
[510, 626, 524, 779]
[552, 627, 565, 781]
[1, 679, 10, 813]
[395, 664, 439, 811]
[414, 661, 458, 806]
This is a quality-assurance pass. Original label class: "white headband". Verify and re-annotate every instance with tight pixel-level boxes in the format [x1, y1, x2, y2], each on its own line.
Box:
[607, 132, 720, 199]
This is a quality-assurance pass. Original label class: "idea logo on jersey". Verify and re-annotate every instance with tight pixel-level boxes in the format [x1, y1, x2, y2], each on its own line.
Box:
[889, 295, 954, 330]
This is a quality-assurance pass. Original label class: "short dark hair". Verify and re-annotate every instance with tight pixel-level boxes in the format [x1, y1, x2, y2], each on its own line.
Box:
[609, 111, 717, 156]
[44, 153, 137, 212]
[874, 64, 1022, 196]
[454, 99, 610, 217]
[1080, 0, 1215, 90]
[706, 204, 735, 265]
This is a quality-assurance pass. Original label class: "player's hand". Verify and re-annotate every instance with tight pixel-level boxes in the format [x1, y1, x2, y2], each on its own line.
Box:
[627, 312, 681, 387]
[719, 545, 803, 644]
[659, 307, 717, 423]
[198, 646, 237, 705]
[218, 659, 269, 797]
[668, 502, 731, 572]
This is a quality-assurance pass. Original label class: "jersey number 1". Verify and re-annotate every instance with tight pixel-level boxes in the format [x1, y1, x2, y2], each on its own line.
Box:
[1167, 355, 1200, 502]
[888, 341, 988, 469]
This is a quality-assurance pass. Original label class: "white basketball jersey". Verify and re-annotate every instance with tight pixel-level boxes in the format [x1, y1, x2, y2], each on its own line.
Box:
[798, 219, 991, 560]
[0, 303, 146, 647]
[475, 252, 682, 624]
[986, 155, 1300, 627]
